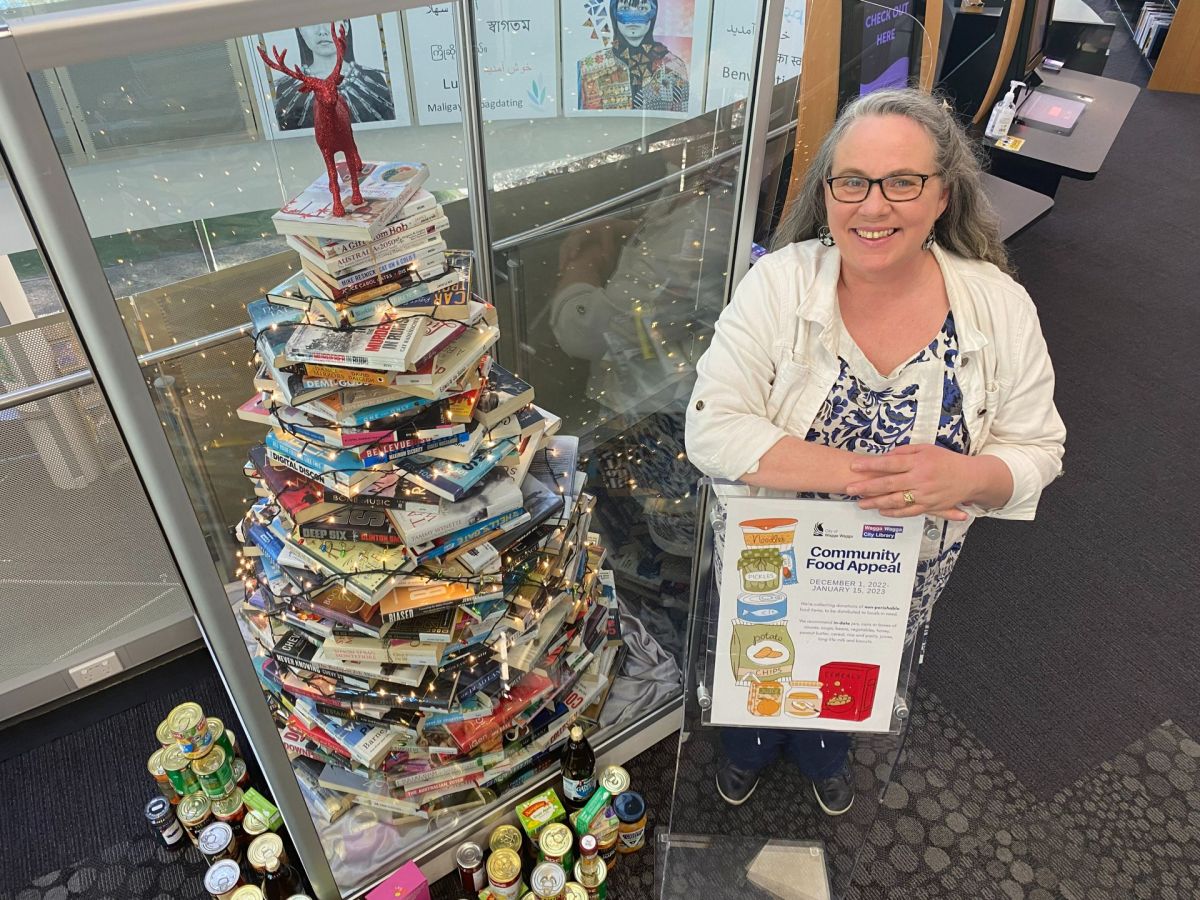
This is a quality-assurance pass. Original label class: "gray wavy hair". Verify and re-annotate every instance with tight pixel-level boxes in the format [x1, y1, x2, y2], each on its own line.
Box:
[773, 88, 1012, 275]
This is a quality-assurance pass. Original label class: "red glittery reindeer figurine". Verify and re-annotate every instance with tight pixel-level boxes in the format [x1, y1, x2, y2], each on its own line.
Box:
[259, 22, 365, 218]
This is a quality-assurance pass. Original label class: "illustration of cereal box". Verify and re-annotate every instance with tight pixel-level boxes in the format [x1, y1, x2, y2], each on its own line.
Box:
[818, 661, 880, 722]
[731, 622, 795, 684]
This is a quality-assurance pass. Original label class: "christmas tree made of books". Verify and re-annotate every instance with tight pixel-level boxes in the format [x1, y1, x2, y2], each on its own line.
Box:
[234, 161, 625, 831]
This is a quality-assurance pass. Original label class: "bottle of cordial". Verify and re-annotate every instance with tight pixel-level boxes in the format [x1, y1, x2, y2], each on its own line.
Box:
[560, 724, 597, 812]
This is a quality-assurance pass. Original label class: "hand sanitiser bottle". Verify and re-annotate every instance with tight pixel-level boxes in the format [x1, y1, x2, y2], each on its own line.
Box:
[985, 81, 1026, 139]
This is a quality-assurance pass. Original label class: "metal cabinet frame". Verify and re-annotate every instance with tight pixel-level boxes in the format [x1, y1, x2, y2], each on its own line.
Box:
[0, 0, 784, 894]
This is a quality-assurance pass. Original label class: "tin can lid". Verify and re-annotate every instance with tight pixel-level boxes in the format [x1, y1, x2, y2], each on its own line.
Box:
[531, 862, 567, 896]
[486, 848, 522, 883]
[232, 757, 247, 780]
[455, 841, 483, 868]
[203, 858, 242, 892]
[244, 810, 269, 836]
[169, 701, 206, 734]
[161, 744, 190, 773]
[147, 747, 166, 777]
[155, 718, 174, 747]
[564, 883, 589, 900]
[490, 824, 522, 851]
[211, 788, 243, 816]
[248, 832, 284, 869]
[208, 717, 225, 742]
[178, 792, 212, 825]
[539, 823, 572, 857]
[198, 821, 234, 855]
[191, 744, 226, 776]
[599, 765, 630, 795]
[612, 791, 645, 823]
[144, 795, 171, 822]
[230, 887, 264, 900]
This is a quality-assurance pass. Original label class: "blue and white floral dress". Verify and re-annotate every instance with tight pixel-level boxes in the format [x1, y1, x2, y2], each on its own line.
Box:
[802, 310, 970, 645]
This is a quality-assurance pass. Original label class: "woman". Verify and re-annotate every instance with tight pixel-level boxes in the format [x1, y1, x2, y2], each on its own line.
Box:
[684, 89, 1065, 814]
[272, 20, 395, 131]
[578, 0, 689, 112]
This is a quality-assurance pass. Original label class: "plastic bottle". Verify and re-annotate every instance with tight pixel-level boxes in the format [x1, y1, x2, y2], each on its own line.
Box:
[985, 81, 1026, 139]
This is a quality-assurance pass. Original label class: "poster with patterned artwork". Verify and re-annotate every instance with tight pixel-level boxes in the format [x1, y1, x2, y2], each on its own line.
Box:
[710, 495, 920, 732]
[561, 0, 711, 117]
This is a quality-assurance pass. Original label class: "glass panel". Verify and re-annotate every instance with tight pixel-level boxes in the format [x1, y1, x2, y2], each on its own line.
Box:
[656, 3, 935, 897]
[0, 195, 191, 720]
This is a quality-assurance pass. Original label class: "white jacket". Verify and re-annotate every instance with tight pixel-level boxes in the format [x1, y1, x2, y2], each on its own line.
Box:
[685, 239, 1066, 526]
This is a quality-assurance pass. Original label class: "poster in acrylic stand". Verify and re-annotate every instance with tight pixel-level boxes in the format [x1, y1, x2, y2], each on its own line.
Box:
[711, 497, 921, 733]
[245, 16, 413, 140]
[561, 0, 711, 118]
[704, 0, 806, 111]
[405, 1, 560, 125]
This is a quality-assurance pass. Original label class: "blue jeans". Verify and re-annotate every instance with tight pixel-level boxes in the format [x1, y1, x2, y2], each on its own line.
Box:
[721, 727, 851, 780]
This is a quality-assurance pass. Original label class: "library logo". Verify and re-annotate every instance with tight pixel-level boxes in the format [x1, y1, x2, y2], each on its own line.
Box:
[863, 524, 904, 539]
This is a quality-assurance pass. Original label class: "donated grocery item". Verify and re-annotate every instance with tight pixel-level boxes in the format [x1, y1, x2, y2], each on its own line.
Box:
[203, 858, 244, 899]
[364, 860, 431, 900]
[573, 766, 630, 837]
[530, 861, 567, 899]
[785, 681, 824, 718]
[731, 624, 794, 683]
[162, 744, 201, 796]
[539, 822, 575, 873]
[178, 792, 213, 846]
[198, 821, 239, 865]
[818, 661, 880, 722]
[192, 745, 237, 800]
[517, 788, 568, 843]
[456, 841, 486, 894]
[747, 680, 784, 717]
[574, 834, 608, 899]
[144, 796, 185, 850]
[738, 517, 798, 547]
[147, 748, 179, 804]
[561, 724, 597, 811]
[613, 792, 646, 853]
[169, 701, 213, 758]
[487, 848, 524, 900]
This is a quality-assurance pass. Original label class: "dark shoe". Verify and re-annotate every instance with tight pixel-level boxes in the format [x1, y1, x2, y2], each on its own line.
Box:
[811, 766, 855, 816]
[715, 762, 760, 806]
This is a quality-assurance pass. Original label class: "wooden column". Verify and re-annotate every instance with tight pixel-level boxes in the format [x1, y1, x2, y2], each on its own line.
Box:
[1149, 0, 1200, 94]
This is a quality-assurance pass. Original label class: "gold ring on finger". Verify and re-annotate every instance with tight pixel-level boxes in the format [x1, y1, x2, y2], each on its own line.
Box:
[902, 490, 916, 506]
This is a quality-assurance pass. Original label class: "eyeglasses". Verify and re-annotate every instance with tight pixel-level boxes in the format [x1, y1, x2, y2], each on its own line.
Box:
[825, 173, 937, 203]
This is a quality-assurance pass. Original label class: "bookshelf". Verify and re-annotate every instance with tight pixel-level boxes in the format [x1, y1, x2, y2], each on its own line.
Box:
[1115, 0, 1200, 92]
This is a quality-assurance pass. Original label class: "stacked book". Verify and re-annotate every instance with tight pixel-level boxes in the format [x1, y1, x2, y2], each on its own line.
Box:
[232, 163, 626, 830]
[1133, 2, 1174, 60]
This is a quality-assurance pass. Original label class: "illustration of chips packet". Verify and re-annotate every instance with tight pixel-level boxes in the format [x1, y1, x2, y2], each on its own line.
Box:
[731, 623, 795, 684]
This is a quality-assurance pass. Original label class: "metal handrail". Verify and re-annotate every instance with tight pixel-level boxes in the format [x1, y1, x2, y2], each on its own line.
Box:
[0, 119, 796, 414]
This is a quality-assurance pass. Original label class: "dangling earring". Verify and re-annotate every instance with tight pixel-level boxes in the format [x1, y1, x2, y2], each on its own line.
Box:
[817, 225, 835, 247]
[922, 230, 936, 251]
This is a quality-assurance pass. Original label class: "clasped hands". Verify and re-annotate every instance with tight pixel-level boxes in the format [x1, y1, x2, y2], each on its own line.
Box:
[844, 444, 976, 522]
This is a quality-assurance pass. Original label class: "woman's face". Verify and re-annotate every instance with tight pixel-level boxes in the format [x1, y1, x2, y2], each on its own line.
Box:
[615, 0, 655, 46]
[824, 114, 949, 278]
[299, 22, 339, 59]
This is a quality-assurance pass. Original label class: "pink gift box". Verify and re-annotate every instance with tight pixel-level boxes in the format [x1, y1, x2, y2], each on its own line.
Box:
[366, 861, 430, 900]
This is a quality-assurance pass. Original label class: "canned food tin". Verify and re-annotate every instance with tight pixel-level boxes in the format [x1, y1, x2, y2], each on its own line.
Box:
[156, 717, 175, 748]
[178, 792, 213, 845]
[169, 701, 211, 757]
[212, 788, 246, 826]
[203, 858, 243, 899]
[490, 823, 523, 854]
[229, 887, 264, 900]
[531, 862, 566, 899]
[147, 748, 179, 803]
[486, 848, 523, 899]
[162, 744, 201, 796]
[198, 821, 239, 865]
[232, 757, 250, 789]
[598, 766, 629, 796]
[247, 832, 286, 873]
[208, 717, 236, 758]
[539, 823, 574, 867]
[563, 884, 588, 900]
[193, 745, 236, 800]
[573, 857, 607, 900]
[456, 841, 486, 894]
[243, 810, 269, 839]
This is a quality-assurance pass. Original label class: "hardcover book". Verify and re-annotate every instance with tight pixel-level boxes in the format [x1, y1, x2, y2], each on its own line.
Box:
[272, 161, 431, 242]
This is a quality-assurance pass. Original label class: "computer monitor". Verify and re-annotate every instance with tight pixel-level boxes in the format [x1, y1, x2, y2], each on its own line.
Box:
[1017, 0, 1058, 85]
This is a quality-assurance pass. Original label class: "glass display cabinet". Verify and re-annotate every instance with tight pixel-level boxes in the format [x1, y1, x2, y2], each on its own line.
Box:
[0, 0, 953, 896]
